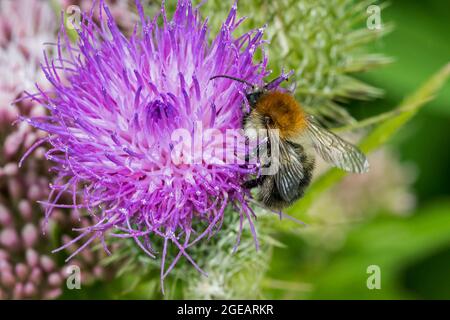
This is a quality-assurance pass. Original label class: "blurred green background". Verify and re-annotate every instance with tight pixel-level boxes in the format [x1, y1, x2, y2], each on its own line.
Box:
[267, 0, 450, 300]
[2, 0, 449, 300]
[357, 0, 450, 202]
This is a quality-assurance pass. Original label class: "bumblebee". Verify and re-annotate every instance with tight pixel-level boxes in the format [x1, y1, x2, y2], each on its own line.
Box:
[211, 74, 369, 210]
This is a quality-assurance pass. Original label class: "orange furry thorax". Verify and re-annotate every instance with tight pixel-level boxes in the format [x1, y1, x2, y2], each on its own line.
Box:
[254, 91, 307, 138]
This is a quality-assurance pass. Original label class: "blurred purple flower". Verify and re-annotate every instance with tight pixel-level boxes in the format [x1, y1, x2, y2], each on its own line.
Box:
[0, 0, 62, 300]
[0, 0, 56, 125]
[0, 0, 114, 299]
[0, 0, 56, 51]
[0, 204, 114, 299]
[22, 0, 271, 283]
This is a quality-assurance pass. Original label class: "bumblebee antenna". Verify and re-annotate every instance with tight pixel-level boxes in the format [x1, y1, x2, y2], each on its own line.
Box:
[209, 75, 255, 88]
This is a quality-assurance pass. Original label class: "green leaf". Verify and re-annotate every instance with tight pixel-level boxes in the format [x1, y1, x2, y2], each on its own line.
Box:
[287, 63, 450, 218]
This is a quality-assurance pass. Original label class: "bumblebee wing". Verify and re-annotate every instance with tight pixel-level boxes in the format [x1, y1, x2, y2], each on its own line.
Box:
[306, 117, 369, 173]
[275, 141, 305, 202]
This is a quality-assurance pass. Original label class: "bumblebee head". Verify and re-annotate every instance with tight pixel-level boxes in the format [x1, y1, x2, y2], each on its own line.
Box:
[209, 73, 291, 109]
[246, 90, 264, 108]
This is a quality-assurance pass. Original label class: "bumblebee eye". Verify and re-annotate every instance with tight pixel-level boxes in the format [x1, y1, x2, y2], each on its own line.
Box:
[246, 91, 263, 107]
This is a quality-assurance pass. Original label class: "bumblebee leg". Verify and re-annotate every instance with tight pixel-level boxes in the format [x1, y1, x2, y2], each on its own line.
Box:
[243, 176, 265, 189]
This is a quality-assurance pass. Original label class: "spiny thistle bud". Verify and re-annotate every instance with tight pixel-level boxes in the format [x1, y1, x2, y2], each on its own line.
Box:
[106, 209, 274, 299]
[200, 0, 392, 126]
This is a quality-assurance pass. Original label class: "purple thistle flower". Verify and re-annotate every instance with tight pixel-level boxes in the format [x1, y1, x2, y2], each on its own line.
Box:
[22, 0, 279, 285]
